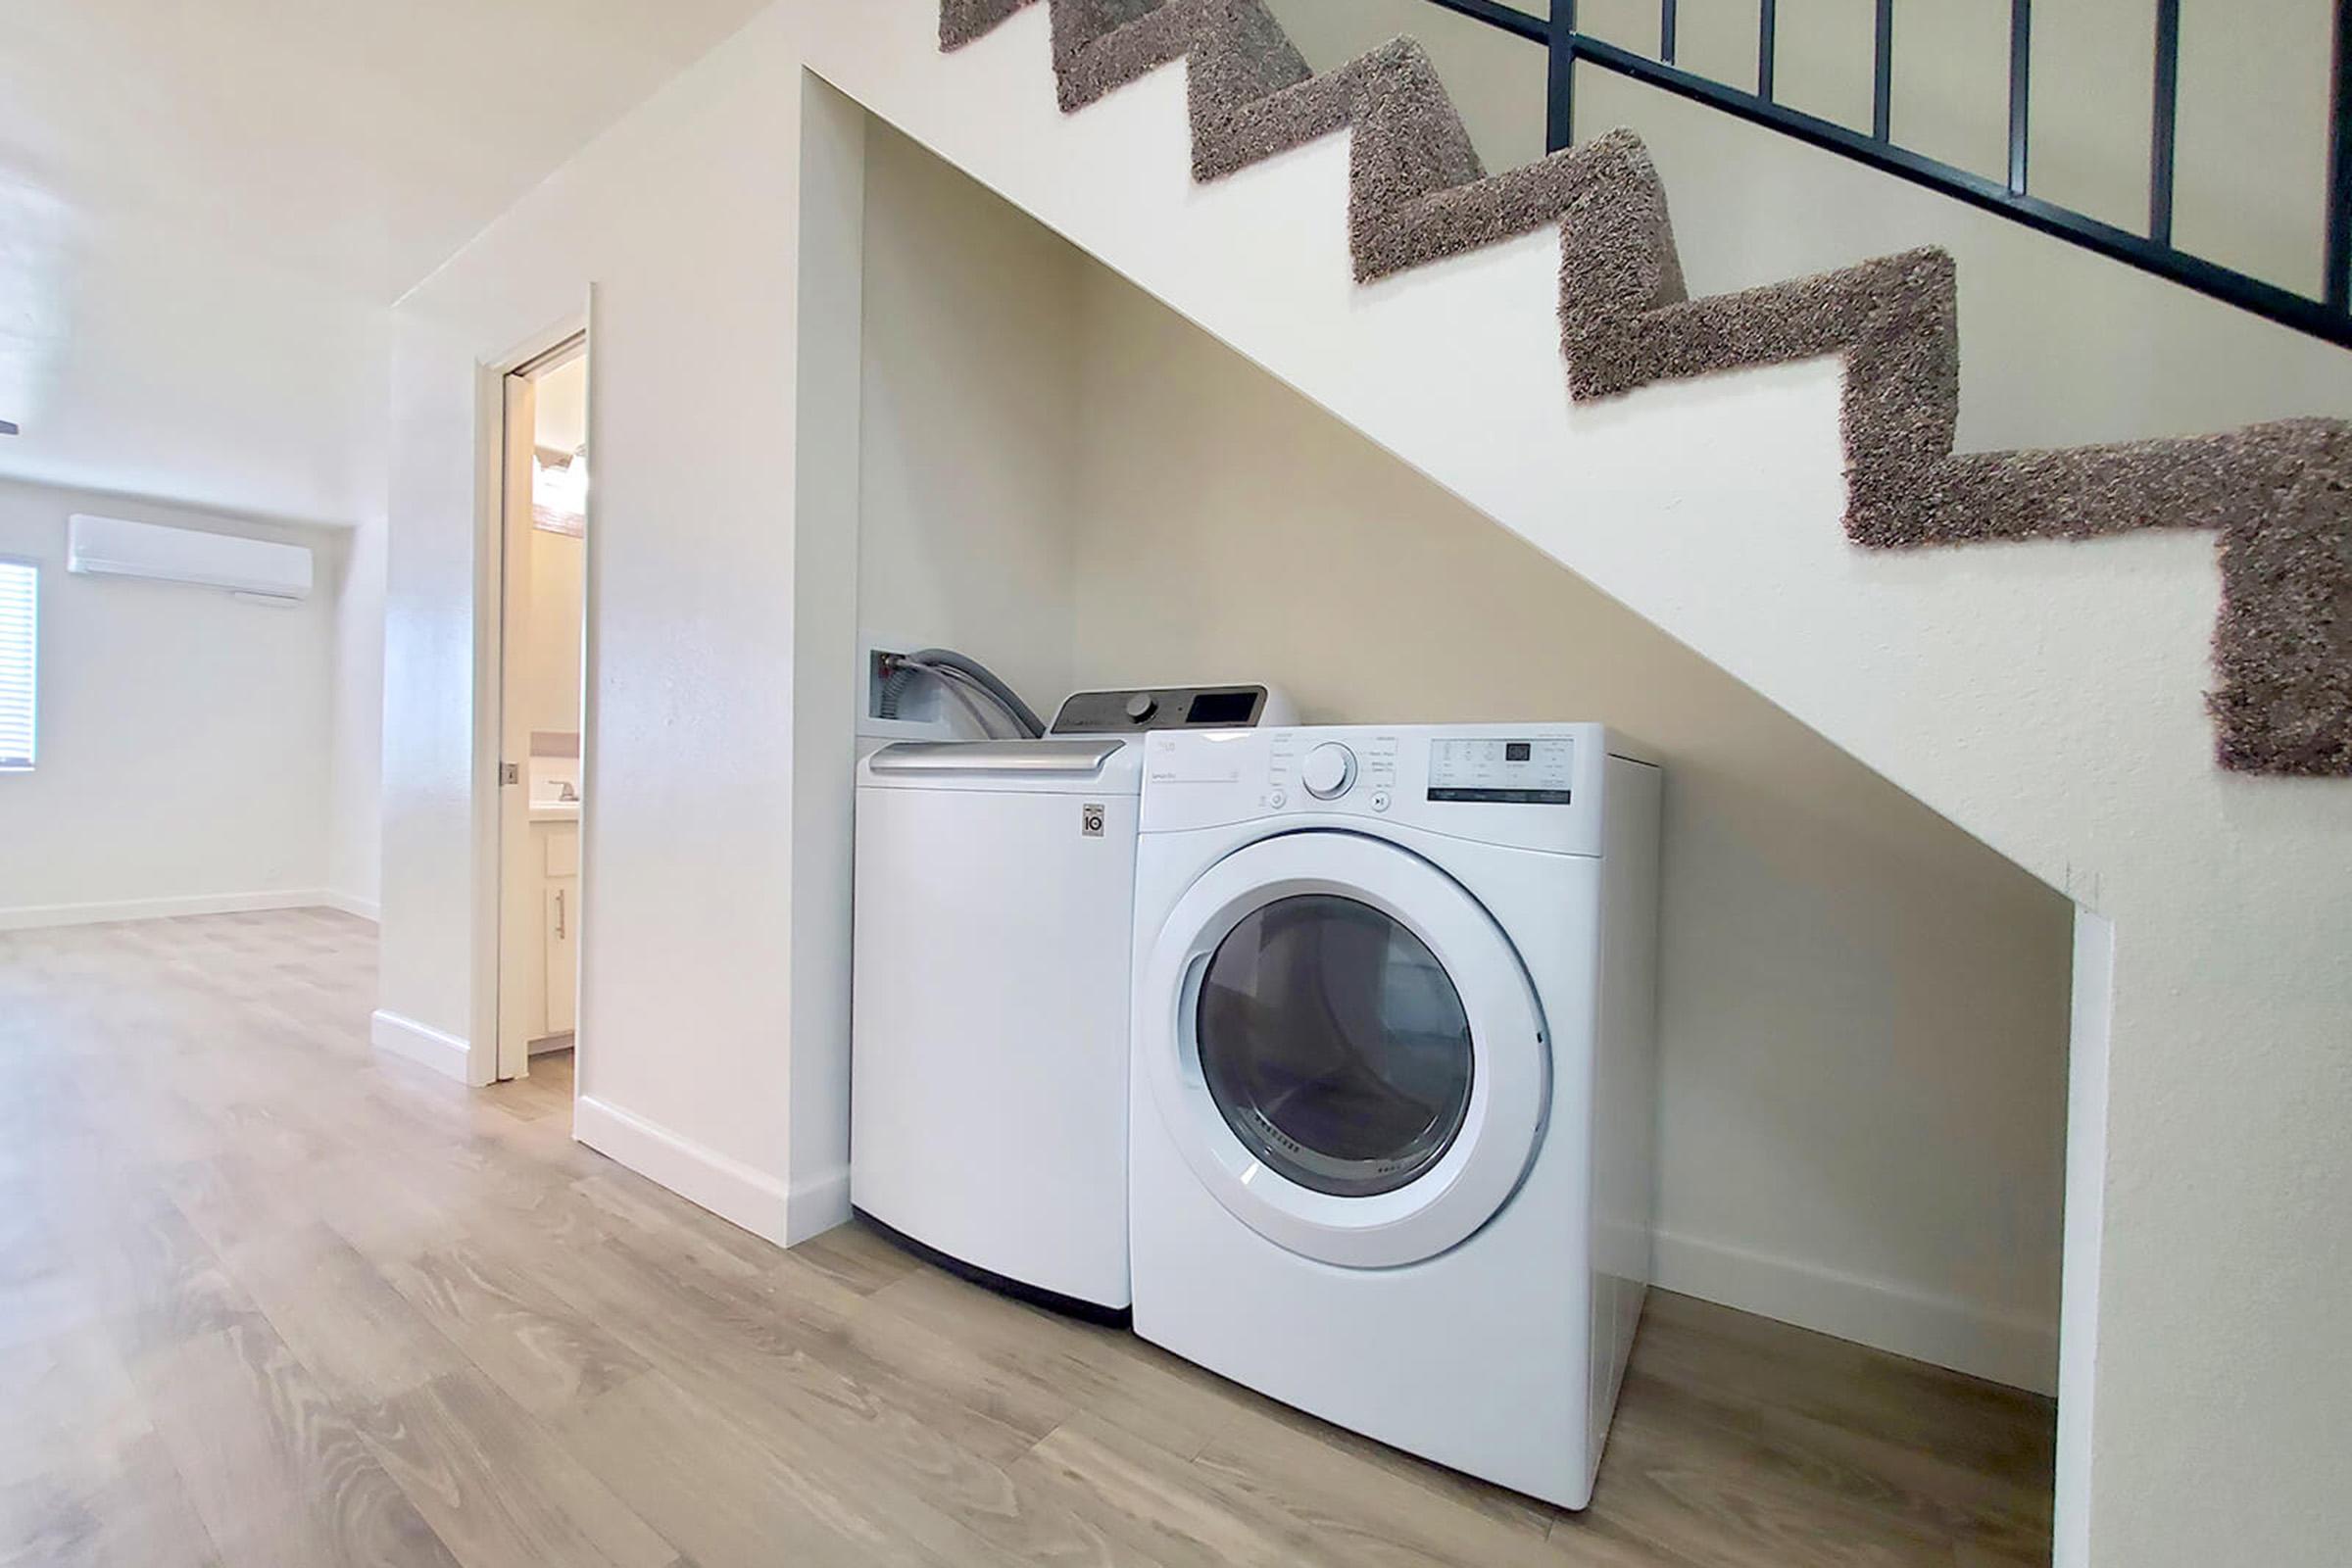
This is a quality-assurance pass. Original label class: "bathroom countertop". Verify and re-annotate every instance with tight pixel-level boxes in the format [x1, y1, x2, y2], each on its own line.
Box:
[528, 802, 582, 824]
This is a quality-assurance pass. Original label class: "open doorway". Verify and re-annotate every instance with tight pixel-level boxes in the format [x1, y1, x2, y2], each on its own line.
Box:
[495, 334, 588, 1086]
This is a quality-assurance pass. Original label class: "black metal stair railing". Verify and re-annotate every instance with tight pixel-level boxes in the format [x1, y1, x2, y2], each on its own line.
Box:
[1421, 0, 2352, 352]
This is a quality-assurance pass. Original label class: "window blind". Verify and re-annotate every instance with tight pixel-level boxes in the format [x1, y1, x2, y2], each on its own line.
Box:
[0, 559, 35, 770]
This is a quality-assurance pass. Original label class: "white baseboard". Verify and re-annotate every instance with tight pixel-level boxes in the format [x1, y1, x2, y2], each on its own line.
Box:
[1653, 1228, 2059, 1396]
[788, 1163, 853, 1244]
[322, 890, 380, 922]
[0, 888, 333, 933]
[574, 1095, 799, 1250]
[369, 1009, 472, 1084]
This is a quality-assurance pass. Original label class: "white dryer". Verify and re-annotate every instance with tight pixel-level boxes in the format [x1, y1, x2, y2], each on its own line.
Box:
[1128, 724, 1661, 1509]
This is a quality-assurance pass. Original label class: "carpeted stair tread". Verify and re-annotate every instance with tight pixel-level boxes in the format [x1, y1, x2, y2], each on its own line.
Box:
[940, 0, 2350, 775]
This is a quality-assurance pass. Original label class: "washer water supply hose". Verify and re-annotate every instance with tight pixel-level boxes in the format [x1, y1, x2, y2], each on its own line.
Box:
[876, 648, 1047, 739]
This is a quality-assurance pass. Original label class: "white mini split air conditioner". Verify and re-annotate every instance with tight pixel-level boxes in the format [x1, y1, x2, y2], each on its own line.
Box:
[67, 514, 313, 604]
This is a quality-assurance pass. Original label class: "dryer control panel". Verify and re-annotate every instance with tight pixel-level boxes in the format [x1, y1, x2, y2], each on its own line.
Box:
[1141, 723, 1646, 858]
[1427, 737, 1577, 805]
[1050, 685, 1293, 735]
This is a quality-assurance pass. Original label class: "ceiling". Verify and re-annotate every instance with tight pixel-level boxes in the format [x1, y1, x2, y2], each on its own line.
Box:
[0, 0, 772, 302]
[0, 0, 768, 522]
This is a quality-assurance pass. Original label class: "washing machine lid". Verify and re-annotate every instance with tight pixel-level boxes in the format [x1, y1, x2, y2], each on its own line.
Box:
[1139, 829, 1548, 1269]
[859, 738, 1142, 796]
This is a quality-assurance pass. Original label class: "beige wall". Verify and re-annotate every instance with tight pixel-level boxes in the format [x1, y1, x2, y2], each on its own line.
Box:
[1067, 253, 2073, 1390]
[857, 122, 1085, 724]
[1263, 0, 1547, 185]
[524, 357, 588, 770]
[526, 346, 588, 752]
[1276, 0, 2335, 297]
[1267, 0, 2352, 460]
[524, 527, 583, 745]
[857, 128, 2074, 1390]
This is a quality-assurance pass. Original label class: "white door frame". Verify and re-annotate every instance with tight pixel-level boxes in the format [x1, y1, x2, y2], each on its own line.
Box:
[470, 309, 591, 1087]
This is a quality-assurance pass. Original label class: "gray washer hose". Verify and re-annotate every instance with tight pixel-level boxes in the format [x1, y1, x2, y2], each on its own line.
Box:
[877, 648, 1046, 739]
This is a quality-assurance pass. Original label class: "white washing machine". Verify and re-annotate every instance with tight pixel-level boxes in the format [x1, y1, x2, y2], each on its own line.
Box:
[850, 684, 1292, 1320]
[1128, 723, 1661, 1508]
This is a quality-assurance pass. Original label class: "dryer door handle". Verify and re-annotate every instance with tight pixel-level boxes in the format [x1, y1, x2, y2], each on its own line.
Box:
[1174, 951, 1212, 1087]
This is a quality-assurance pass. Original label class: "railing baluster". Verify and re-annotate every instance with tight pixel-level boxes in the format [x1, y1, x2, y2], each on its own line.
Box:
[1873, 0, 1893, 141]
[2007, 0, 2032, 195]
[2149, 0, 2180, 244]
[1411, 0, 2352, 348]
[1548, 0, 1580, 152]
[2329, 0, 2352, 308]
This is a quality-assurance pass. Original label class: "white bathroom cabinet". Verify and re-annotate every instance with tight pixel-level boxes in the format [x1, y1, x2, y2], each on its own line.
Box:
[544, 881, 576, 1035]
[527, 815, 580, 1047]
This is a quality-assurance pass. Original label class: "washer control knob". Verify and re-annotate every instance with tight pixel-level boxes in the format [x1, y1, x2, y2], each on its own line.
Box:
[1301, 742, 1358, 800]
[1124, 692, 1158, 722]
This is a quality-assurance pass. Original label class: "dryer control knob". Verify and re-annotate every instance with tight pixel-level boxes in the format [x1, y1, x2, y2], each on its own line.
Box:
[1301, 742, 1358, 800]
[1124, 692, 1158, 722]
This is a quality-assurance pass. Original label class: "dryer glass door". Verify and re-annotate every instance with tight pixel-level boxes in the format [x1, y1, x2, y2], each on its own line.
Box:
[1140, 829, 1549, 1269]
[1198, 894, 1473, 1199]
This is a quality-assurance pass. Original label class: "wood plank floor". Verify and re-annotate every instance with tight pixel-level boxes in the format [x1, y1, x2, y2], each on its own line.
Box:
[0, 909, 2056, 1566]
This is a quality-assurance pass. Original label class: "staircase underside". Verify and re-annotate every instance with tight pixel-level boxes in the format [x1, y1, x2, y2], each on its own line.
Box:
[941, 0, 2350, 777]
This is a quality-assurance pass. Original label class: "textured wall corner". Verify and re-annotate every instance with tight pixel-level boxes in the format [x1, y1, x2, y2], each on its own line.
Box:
[938, 0, 2351, 775]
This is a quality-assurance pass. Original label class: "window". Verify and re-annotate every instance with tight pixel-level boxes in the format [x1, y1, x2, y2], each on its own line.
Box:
[0, 559, 34, 771]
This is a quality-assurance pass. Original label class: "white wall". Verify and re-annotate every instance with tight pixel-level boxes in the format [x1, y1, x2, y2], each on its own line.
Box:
[1067, 257, 2073, 1390]
[0, 478, 342, 926]
[0, 197, 391, 923]
[326, 507, 385, 919]
[378, 8, 848, 1245]
[858, 122, 1086, 727]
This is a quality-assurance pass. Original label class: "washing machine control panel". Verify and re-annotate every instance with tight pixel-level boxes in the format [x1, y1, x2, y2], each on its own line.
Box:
[1051, 685, 1286, 735]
